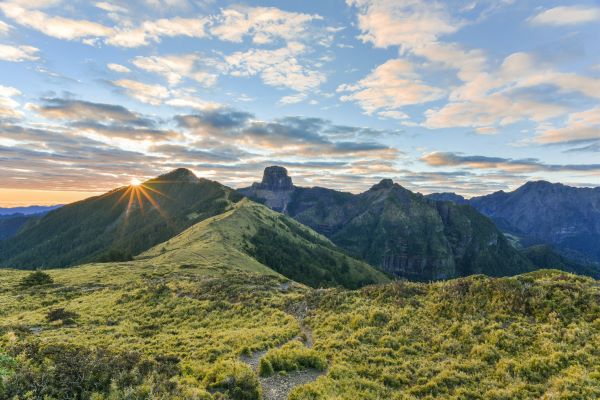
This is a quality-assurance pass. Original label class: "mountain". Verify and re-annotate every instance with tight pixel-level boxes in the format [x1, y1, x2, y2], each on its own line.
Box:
[0, 214, 39, 240]
[139, 198, 389, 289]
[429, 181, 600, 264]
[0, 208, 60, 241]
[522, 244, 600, 279]
[0, 168, 242, 268]
[0, 205, 62, 216]
[240, 167, 533, 280]
[425, 192, 469, 205]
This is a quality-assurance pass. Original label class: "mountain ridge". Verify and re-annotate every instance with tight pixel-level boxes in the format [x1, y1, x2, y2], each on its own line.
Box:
[428, 180, 600, 265]
[240, 166, 533, 281]
[0, 169, 242, 268]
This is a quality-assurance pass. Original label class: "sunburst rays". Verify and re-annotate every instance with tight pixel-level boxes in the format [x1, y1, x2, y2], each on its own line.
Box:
[113, 182, 176, 230]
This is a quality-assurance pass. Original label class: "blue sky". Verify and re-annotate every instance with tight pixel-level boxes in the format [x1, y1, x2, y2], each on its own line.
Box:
[0, 0, 599, 205]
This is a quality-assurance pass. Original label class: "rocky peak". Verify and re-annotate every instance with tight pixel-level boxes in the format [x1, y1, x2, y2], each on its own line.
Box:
[370, 179, 395, 191]
[255, 166, 294, 191]
[158, 168, 198, 182]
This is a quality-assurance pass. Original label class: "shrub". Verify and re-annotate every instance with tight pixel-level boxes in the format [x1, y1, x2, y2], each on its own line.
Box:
[19, 270, 53, 287]
[204, 360, 261, 400]
[1, 343, 180, 399]
[258, 358, 274, 377]
[46, 308, 79, 324]
[259, 341, 327, 376]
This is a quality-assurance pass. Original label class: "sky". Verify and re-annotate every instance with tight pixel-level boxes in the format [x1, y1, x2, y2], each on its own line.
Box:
[0, 0, 599, 206]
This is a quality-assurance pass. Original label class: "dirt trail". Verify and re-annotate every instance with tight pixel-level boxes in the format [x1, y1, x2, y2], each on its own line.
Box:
[240, 301, 325, 400]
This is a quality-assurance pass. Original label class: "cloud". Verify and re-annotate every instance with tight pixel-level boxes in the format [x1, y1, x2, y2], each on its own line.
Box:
[565, 142, 600, 153]
[338, 59, 445, 114]
[29, 97, 181, 142]
[0, 44, 39, 61]
[223, 42, 325, 92]
[345, 0, 600, 131]
[176, 109, 253, 130]
[0, 21, 11, 34]
[421, 151, 600, 173]
[107, 63, 130, 73]
[112, 79, 170, 105]
[34, 98, 154, 127]
[177, 111, 401, 160]
[529, 5, 600, 26]
[347, 0, 460, 50]
[132, 54, 217, 86]
[0, 102, 404, 194]
[211, 6, 322, 44]
[0, 85, 22, 119]
[0, 2, 114, 40]
[94, 2, 128, 14]
[533, 107, 600, 145]
[0, 1, 209, 47]
[424, 51, 600, 130]
[105, 17, 209, 47]
[279, 93, 308, 105]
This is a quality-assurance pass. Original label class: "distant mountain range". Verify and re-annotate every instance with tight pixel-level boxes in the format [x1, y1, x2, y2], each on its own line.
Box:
[3, 167, 598, 282]
[0, 206, 62, 240]
[0, 205, 62, 216]
[240, 167, 533, 281]
[428, 181, 600, 265]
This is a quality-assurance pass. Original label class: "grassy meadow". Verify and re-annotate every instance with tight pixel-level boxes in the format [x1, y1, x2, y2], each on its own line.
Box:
[0, 200, 599, 399]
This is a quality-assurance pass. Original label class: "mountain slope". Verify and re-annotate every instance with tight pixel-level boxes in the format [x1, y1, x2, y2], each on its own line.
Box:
[0, 214, 36, 240]
[522, 244, 600, 279]
[0, 168, 242, 268]
[241, 167, 533, 280]
[0, 209, 60, 241]
[140, 198, 389, 289]
[469, 181, 600, 263]
[429, 181, 600, 264]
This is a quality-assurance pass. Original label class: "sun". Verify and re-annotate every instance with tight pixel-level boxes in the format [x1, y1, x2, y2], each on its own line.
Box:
[130, 178, 142, 186]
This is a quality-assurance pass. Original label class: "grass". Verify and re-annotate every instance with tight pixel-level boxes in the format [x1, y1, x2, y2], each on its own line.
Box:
[259, 341, 327, 377]
[290, 270, 600, 399]
[0, 200, 598, 398]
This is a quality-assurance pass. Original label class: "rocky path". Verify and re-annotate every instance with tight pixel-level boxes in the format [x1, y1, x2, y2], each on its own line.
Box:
[240, 301, 325, 400]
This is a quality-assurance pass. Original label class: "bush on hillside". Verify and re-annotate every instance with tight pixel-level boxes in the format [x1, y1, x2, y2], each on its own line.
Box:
[259, 341, 327, 377]
[1, 343, 181, 399]
[19, 270, 53, 287]
[204, 360, 261, 400]
[46, 308, 79, 324]
[98, 249, 133, 262]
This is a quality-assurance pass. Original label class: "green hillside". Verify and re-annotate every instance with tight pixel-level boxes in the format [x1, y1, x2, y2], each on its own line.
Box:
[522, 244, 600, 279]
[0, 168, 242, 268]
[1, 254, 598, 399]
[139, 198, 389, 289]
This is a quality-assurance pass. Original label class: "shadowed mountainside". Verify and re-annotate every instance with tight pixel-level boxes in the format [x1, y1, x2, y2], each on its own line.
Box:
[240, 167, 533, 281]
[429, 181, 600, 265]
[0, 168, 242, 268]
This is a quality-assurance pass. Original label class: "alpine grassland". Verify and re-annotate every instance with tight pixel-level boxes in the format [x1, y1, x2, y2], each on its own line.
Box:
[1, 201, 599, 399]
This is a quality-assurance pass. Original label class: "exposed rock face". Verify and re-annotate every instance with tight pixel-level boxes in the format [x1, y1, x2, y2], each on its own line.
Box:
[239, 166, 295, 213]
[240, 169, 532, 281]
[254, 166, 294, 191]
